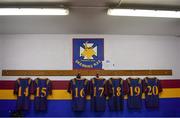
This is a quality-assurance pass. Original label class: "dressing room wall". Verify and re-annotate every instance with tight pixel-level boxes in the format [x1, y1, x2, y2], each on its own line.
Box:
[0, 34, 179, 79]
[0, 39, 2, 75]
[0, 34, 180, 117]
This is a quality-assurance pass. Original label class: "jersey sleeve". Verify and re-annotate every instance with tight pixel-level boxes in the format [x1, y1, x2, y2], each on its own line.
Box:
[142, 79, 147, 93]
[104, 79, 108, 97]
[158, 79, 163, 93]
[89, 79, 94, 96]
[33, 79, 37, 94]
[14, 79, 19, 95]
[123, 79, 129, 95]
[67, 80, 72, 94]
[29, 78, 34, 94]
[106, 80, 113, 97]
[84, 80, 90, 95]
[48, 80, 52, 95]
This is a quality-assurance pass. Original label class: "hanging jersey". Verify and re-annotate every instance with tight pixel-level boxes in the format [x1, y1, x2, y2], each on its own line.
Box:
[33, 78, 52, 111]
[126, 78, 143, 109]
[107, 78, 125, 111]
[144, 77, 162, 108]
[67, 78, 89, 112]
[90, 78, 107, 112]
[14, 78, 33, 111]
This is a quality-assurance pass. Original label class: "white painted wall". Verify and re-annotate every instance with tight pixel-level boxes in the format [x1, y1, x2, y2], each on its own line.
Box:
[0, 39, 2, 75]
[0, 34, 179, 80]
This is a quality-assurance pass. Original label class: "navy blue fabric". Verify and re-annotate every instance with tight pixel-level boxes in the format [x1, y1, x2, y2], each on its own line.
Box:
[14, 78, 32, 111]
[144, 78, 161, 108]
[126, 78, 143, 109]
[90, 78, 107, 112]
[108, 78, 124, 111]
[68, 78, 89, 111]
[33, 78, 52, 111]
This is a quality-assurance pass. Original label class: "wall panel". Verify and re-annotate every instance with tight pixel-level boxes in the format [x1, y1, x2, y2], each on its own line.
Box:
[0, 34, 179, 79]
[0, 34, 180, 117]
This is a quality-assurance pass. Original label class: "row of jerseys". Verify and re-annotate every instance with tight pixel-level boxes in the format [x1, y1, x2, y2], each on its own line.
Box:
[67, 77, 162, 112]
[14, 78, 52, 111]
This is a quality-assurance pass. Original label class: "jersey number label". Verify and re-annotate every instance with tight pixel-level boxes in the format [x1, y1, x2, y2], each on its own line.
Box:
[129, 86, 141, 96]
[36, 87, 47, 97]
[93, 87, 104, 97]
[75, 88, 85, 98]
[112, 87, 121, 96]
[18, 87, 29, 97]
[147, 86, 158, 95]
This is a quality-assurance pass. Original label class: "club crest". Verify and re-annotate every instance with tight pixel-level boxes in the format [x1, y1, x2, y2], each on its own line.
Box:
[73, 38, 104, 69]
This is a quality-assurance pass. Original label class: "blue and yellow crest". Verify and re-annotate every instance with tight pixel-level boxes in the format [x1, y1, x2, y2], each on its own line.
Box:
[73, 38, 104, 69]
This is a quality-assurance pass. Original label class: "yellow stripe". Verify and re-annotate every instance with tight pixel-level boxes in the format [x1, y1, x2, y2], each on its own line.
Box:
[0, 88, 180, 100]
[159, 88, 180, 98]
[49, 90, 71, 100]
[0, 90, 16, 100]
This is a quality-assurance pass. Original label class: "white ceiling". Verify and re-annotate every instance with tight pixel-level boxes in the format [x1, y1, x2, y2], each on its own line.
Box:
[0, 0, 180, 6]
[0, 0, 180, 35]
[0, 0, 180, 8]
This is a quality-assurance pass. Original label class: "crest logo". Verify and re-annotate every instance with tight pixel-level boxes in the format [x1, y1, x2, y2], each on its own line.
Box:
[73, 38, 104, 69]
[80, 41, 97, 59]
